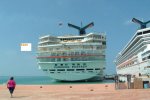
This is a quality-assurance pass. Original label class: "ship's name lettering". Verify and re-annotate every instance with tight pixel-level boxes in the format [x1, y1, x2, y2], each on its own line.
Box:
[54, 66, 69, 68]
[72, 66, 87, 68]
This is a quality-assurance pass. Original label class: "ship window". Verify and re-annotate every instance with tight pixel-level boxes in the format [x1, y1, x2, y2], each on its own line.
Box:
[56, 53, 60, 56]
[86, 69, 93, 70]
[43, 69, 47, 71]
[137, 32, 142, 35]
[49, 69, 55, 71]
[55, 64, 57, 66]
[81, 51, 86, 55]
[143, 30, 150, 34]
[102, 41, 106, 45]
[61, 64, 63, 66]
[76, 69, 85, 71]
[51, 58, 55, 62]
[67, 69, 74, 71]
[147, 66, 150, 68]
[148, 56, 150, 59]
[71, 58, 74, 61]
[62, 52, 67, 56]
[50, 72, 54, 73]
[57, 69, 65, 71]
[51, 53, 56, 56]
[63, 58, 68, 61]
[57, 58, 61, 61]
[142, 58, 145, 61]
[72, 63, 75, 65]
[75, 52, 79, 55]
[95, 68, 100, 70]
[142, 57, 146, 61]
[83, 63, 86, 65]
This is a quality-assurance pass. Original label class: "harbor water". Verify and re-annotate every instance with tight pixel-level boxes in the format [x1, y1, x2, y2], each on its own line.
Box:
[0, 76, 114, 85]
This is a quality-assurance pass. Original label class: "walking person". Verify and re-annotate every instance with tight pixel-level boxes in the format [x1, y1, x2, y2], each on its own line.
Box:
[7, 77, 16, 98]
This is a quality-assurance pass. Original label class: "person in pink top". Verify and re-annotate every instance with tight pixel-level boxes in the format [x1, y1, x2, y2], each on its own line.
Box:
[7, 77, 16, 98]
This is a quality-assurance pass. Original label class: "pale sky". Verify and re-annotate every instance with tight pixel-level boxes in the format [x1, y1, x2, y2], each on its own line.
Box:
[0, 0, 150, 76]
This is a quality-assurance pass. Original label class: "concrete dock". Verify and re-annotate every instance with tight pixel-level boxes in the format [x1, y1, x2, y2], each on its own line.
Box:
[0, 84, 150, 100]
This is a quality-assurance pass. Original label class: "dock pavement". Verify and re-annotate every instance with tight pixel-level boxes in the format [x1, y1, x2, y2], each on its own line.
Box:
[0, 84, 150, 100]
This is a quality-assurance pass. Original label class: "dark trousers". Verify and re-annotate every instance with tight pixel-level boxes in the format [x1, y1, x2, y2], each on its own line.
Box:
[8, 87, 15, 94]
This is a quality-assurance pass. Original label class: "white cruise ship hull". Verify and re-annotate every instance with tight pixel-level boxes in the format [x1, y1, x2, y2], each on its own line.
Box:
[117, 60, 150, 75]
[117, 60, 150, 82]
[38, 61, 105, 81]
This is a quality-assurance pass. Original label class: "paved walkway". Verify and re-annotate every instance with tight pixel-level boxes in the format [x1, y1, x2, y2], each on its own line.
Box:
[0, 84, 150, 100]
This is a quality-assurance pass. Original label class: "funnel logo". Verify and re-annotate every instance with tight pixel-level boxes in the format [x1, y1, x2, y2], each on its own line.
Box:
[20, 43, 32, 51]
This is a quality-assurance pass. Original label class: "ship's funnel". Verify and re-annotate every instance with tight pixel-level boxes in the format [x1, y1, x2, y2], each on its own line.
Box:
[68, 22, 94, 35]
[132, 18, 150, 29]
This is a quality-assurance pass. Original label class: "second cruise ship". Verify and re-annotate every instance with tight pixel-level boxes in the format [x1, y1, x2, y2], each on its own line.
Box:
[115, 18, 150, 81]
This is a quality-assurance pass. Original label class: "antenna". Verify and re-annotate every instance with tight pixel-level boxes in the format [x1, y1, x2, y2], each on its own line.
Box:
[132, 18, 150, 29]
[68, 22, 94, 35]
[81, 21, 82, 27]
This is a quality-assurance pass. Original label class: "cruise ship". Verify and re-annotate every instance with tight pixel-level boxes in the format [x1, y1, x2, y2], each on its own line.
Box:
[36, 22, 106, 81]
[115, 18, 150, 81]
